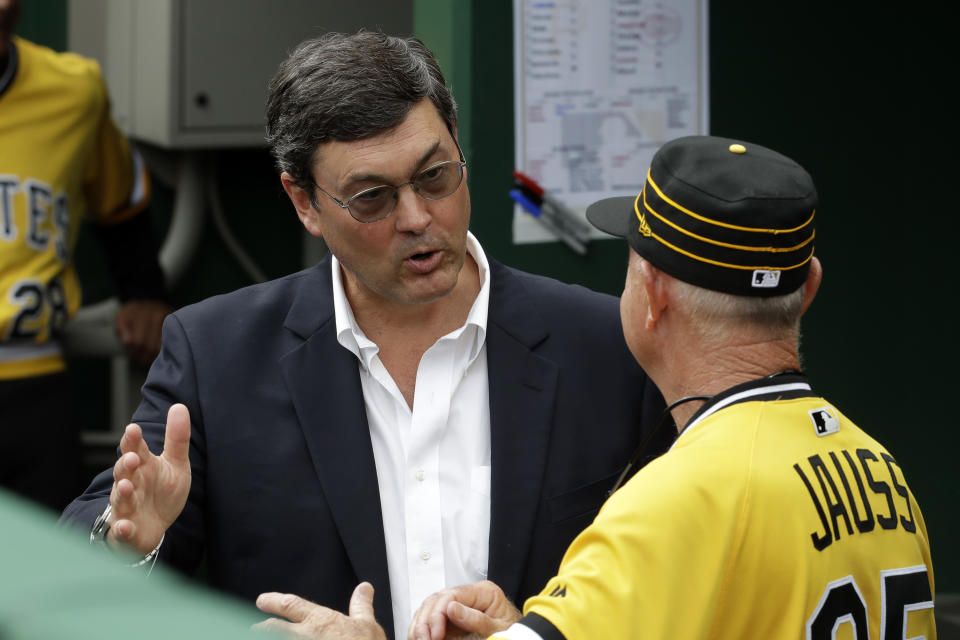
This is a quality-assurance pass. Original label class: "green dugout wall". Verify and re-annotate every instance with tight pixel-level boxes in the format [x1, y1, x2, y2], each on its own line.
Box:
[415, 1, 959, 597]
[18, 0, 958, 594]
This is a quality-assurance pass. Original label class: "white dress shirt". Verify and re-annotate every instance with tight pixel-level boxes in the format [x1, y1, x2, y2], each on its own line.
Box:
[331, 232, 492, 640]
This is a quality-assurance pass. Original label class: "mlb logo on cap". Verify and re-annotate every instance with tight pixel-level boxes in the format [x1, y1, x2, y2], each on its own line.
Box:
[752, 270, 781, 289]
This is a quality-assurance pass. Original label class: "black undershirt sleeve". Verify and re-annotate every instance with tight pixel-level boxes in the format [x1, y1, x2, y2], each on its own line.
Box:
[92, 211, 168, 303]
[521, 612, 567, 640]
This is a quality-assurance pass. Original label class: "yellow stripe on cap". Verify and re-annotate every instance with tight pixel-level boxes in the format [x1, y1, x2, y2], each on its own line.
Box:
[632, 185, 813, 271]
[640, 187, 816, 253]
[646, 170, 815, 235]
[646, 230, 815, 272]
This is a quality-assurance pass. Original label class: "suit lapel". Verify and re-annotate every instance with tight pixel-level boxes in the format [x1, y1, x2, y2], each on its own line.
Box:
[274, 258, 557, 626]
[278, 259, 394, 635]
[484, 261, 559, 600]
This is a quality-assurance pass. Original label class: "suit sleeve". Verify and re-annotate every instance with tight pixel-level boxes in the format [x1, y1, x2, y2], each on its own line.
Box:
[60, 313, 206, 574]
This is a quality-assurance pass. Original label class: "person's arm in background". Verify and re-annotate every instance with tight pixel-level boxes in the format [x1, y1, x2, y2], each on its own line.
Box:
[93, 205, 171, 365]
[83, 71, 172, 366]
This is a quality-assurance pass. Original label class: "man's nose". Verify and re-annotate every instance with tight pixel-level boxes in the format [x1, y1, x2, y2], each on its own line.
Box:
[392, 184, 431, 233]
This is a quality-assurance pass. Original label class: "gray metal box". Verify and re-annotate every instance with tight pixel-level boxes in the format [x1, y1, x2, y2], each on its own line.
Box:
[68, 0, 413, 148]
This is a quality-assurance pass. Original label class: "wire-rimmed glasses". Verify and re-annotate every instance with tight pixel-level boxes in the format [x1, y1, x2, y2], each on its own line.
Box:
[312, 138, 467, 224]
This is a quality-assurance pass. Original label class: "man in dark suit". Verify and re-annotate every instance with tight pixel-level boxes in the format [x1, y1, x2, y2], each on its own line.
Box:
[61, 32, 667, 640]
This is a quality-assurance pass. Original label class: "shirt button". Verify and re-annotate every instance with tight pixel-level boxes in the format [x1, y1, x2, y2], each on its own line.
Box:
[415, 469, 426, 482]
[420, 550, 431, 562]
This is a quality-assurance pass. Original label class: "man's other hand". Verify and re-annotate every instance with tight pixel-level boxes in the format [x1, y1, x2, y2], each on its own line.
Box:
[254, 582, 387, 639]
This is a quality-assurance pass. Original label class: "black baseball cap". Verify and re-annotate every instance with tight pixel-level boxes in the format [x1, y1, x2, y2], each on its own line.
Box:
[587, 135, 817, 296]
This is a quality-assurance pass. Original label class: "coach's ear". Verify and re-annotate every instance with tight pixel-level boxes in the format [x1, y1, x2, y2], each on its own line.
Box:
[281, 172, 323, 238]
[800, 257, 822, 316]
[640, 259, 668, 331]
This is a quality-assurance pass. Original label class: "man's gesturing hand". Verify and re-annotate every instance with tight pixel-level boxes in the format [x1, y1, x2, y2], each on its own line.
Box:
[408, 580, 521, 640]
[254, 582, 387, 639]
[107, 403, 192, 555]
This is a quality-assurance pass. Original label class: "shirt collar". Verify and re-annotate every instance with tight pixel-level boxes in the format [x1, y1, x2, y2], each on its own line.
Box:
[678, 372, 814, 443]
[332, 231, 491, 370]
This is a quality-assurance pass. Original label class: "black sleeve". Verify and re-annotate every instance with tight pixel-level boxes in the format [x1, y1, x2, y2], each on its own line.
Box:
[92, 210, 168, 302]
[521, 613, 567, 640]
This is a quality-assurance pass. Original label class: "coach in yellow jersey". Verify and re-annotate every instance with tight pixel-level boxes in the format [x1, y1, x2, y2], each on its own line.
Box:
[254, 136, 936, 639]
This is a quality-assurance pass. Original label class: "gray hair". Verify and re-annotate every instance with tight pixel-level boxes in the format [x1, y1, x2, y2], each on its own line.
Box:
[265, 30, 458, 193]
[672, 279, 804, 339]
[634, 256, 805, 339]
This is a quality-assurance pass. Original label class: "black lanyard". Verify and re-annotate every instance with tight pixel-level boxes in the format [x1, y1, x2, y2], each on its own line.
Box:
[608, 369, 804, 496]
[608, 394, 710, 496]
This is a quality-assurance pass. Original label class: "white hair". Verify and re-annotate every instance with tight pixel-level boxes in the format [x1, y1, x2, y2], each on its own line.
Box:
[634, 256, 805, 340]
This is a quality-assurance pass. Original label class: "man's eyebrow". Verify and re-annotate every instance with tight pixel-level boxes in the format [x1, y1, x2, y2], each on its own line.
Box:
[341, 139, 443, 189]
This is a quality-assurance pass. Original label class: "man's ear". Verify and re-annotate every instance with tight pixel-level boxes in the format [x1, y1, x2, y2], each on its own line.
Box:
[280, 172, 323, 238]
[640, 259, 667, 331]
[800, 257, 822, 316]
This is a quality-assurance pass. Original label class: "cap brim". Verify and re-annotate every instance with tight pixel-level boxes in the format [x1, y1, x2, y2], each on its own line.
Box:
[586, 196, 636, 239]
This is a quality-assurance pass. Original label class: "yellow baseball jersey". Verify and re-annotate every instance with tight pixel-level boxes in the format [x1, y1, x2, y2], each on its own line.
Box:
[0, 36, 149, 379]
[493, 375, 935, 640]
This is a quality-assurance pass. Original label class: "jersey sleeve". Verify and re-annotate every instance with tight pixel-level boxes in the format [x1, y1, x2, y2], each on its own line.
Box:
[514, 450, 746, 640]
[82, 63, 150, 224]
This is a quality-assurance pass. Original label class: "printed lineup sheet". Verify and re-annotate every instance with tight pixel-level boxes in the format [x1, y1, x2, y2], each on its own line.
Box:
[512, 0, 709, 245]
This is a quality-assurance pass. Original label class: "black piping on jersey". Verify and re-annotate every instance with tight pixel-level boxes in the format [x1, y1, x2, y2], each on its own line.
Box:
[609, 371, 814, 495]
[514, 612, 566, 640]
[0, 40, 18, 97]
[678, 371, 814, 442]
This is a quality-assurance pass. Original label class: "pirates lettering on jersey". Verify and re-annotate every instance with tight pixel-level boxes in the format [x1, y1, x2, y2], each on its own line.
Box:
[1, 175, 18, 240]
[794, 448, 915, 551]
[0, 175, 71, 262]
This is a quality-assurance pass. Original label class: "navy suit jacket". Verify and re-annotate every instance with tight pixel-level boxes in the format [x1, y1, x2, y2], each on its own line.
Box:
[63, 256, 668, 638]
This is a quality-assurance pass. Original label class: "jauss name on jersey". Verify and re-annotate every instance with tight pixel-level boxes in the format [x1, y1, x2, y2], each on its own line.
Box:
[794, 447, 916, 551]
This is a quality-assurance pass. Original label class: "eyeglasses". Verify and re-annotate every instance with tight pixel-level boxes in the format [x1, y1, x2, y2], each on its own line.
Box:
[311, 138, 467, 224]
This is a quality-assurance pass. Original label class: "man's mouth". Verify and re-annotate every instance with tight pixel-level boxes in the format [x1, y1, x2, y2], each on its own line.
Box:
[404, 250, 443, 274]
